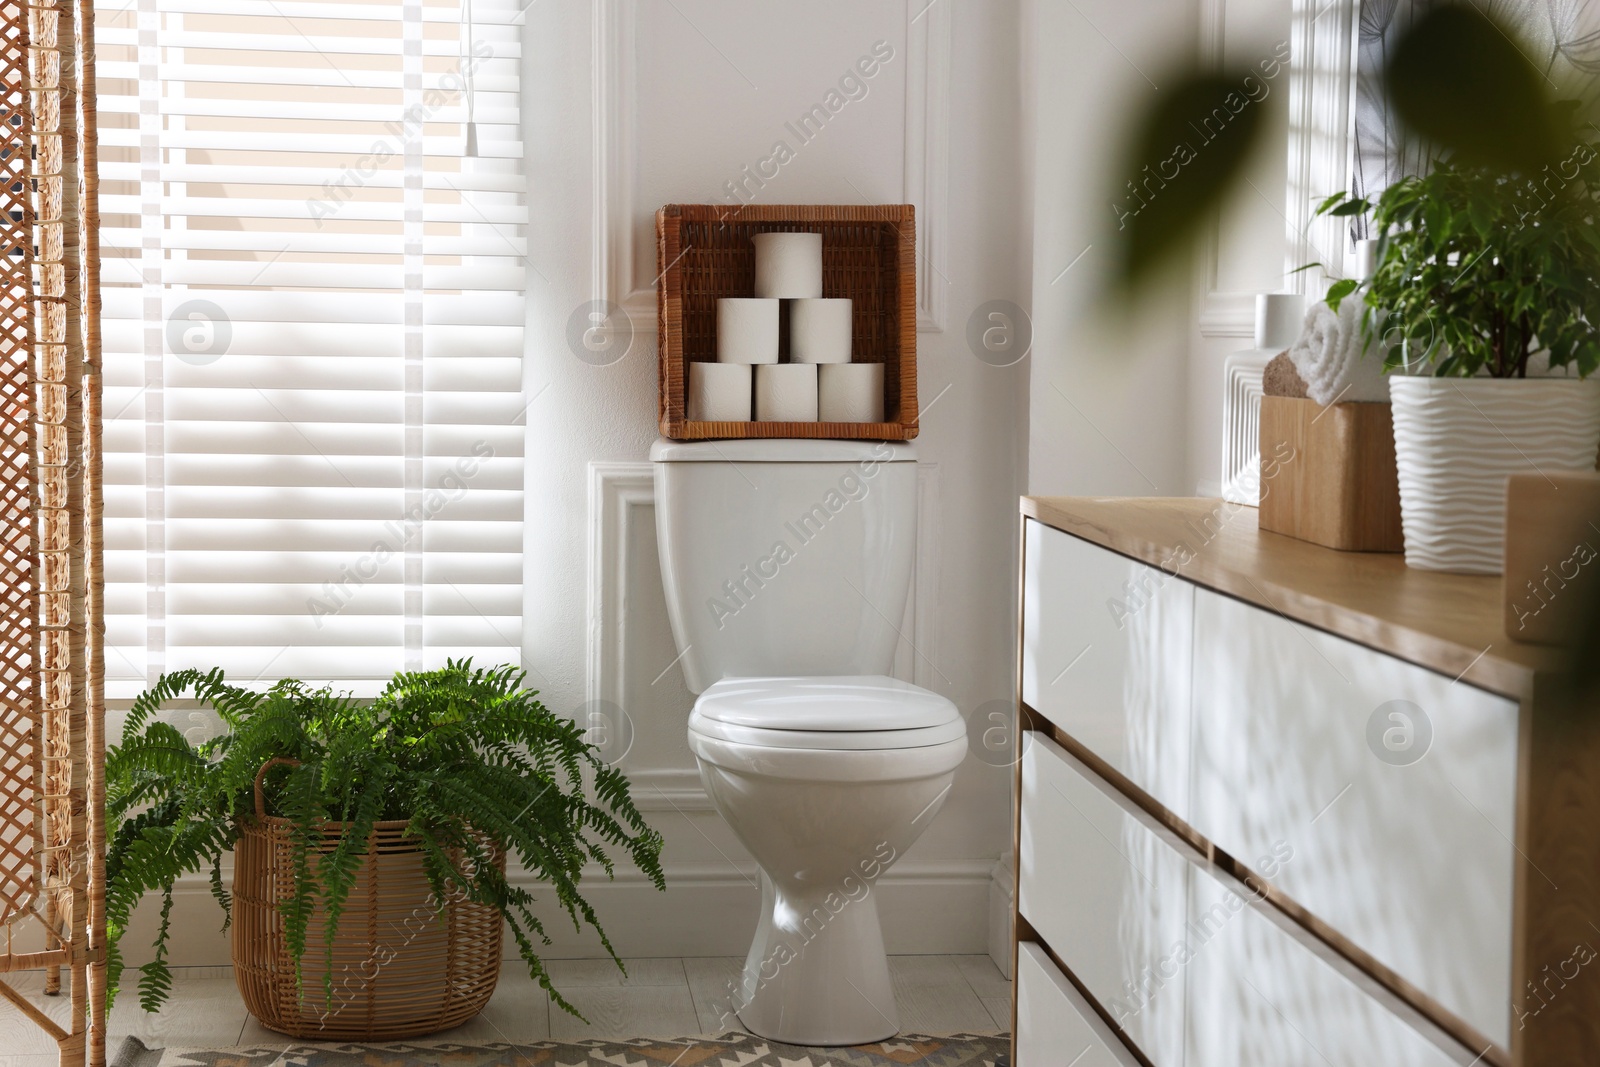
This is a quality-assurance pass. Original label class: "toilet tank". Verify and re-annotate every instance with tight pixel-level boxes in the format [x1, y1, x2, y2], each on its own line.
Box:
[651, 438, 918, 693]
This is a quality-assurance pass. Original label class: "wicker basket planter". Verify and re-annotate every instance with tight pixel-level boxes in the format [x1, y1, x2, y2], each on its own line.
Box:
[232, 768, 503, 1040]
[656, 203, 917, 441]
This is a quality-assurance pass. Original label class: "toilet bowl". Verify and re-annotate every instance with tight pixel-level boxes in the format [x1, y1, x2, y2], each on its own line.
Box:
[651, 438, 968, 1046]
[688, 676, 967, 1046]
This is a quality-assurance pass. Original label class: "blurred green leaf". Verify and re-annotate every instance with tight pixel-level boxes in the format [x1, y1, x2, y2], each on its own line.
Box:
[1383, 5, 1558, 175]
[1315, 195, 1369, 219]
[1324, 278, 1360, 311]
[1315, 192, 1348, 214]
[1110, 68, 1266, 292]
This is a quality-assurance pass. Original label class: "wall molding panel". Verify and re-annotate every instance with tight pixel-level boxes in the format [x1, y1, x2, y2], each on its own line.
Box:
[1195, 0, 1261, 340]
[591, 0, 653, 324]
[586, 459, 945, 805]
[594, 1, 954, 332]
[1198, 292, 1256, 339]
[1193, 0, 1358, 336]
[905, 0, 952, 332]
[908, 461, 944, 689]
[585, 461, 712, 813]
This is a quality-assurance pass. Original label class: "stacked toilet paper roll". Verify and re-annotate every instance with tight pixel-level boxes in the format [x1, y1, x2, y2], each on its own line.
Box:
[698, 296, 776, 422]
[717, 298, 779, 364]
[819, 363, 883, 423]
[790, 298, 852, 363]
[756, 363, 819, 421]
[687, 362, 751, 422]
[754, 233, 823, 299]
[688, 229, 884, 426]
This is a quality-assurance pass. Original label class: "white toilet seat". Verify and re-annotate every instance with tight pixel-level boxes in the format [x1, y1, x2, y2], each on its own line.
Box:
[688, 731, 968, 783]
[688, 675, 965, 751]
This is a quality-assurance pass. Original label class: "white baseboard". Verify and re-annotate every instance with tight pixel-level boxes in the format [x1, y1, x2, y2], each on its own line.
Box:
[123, 859, 994, 969]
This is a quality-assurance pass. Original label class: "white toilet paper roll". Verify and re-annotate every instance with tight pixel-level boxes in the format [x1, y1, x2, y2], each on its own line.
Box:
[687, 362, 752, 422]
[753, 232, 823, 299]
[1255, 293, 1304, 350]
[818, 363, 884, 423]
[717, 298, 780, 363]
[790, 298, 853, 363]
[754, 363, 819, 421]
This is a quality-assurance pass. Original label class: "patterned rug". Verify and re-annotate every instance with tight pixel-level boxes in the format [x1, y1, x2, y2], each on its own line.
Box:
[111, 1032, 1010, 1066]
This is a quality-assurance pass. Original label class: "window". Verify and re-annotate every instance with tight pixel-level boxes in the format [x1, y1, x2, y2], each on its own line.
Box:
[94, 0, 526, 696]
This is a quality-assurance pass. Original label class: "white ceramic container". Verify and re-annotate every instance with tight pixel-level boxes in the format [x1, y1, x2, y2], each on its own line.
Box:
[1389, 377, 1600, 573]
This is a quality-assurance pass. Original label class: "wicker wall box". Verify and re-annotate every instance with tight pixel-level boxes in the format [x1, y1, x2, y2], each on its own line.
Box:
[656, 203, 917, 441]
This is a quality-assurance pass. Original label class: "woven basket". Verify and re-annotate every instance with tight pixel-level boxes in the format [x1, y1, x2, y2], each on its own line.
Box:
[231, 760, 503, 1039]
[656, 203, 917, 441]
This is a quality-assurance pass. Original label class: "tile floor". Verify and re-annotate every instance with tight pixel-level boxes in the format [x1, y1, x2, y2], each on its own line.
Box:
[0, 955, 1010, 1065]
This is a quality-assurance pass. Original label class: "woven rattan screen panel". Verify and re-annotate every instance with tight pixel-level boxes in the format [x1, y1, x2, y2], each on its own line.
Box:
[0, 1, 105, 1065]
[0, 0, 35, 933]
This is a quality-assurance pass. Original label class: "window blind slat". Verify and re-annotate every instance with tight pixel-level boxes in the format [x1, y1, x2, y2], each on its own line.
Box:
[152, 0, 526, 22]
[101, 289, 526, 326]
[98, 96, 519, 125]
[99, 194, 525, 226]
[95, 26, 523, 58]
[99, 160, 526, 193]
[97, 60, 521, 93]
[94, 128, 524, 157]
[103, 261, 529, 293]
[99, 229, 526, 257]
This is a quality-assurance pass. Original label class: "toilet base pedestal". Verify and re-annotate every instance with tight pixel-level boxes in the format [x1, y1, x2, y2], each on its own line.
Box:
[731, 873, 899, 1046]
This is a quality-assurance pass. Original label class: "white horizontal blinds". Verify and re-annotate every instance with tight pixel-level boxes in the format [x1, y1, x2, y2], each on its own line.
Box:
[94, 0, 526, 697]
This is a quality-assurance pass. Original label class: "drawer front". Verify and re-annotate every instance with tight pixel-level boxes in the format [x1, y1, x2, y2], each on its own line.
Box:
[1190, 587, 1517, 1047]
[1022, 731, 1475, 1067]
[1186, 867, 1479, 1066]
[1021, 731, 1191, 1065]
[1022, 519, 1194, 819]
[1017, 942, 1143, 1067]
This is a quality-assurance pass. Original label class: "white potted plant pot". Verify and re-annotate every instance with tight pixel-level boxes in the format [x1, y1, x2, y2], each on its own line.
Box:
[1389, 377, 1600, 574]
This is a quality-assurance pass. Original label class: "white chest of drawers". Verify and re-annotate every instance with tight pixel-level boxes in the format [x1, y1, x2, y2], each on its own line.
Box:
[1010, 497, 1600, 1067]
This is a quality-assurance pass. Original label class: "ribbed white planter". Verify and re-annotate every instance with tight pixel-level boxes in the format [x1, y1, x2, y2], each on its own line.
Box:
[1390, 377, 1600, 574]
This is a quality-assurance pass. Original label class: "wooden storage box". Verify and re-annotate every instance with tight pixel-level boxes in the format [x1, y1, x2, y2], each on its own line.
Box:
[656, 203, 916, 441]
[1503, 471, 1600, 644]
[1258, 396, 1403, 552]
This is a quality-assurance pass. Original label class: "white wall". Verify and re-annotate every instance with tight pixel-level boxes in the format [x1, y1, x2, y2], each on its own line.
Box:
[517, 0, 1030, 959]
[1022, 0, 1308, 499]
[135, 0, 1323, 972]
[1022, 0, 1200, 498]
[124, 0, 1031, 974]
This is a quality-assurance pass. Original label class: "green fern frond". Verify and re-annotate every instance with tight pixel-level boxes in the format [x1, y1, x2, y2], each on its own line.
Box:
[106, 660, 665, 1018]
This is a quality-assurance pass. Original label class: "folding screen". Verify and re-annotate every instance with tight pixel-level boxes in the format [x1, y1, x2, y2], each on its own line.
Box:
[0, 1, 105, 1064]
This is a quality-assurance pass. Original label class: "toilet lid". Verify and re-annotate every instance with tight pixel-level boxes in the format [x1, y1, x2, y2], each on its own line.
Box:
[692, 675, 960, 732]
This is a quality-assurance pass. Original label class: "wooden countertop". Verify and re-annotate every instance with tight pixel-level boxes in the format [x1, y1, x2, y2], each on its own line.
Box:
[1022, 496, 1565, 700]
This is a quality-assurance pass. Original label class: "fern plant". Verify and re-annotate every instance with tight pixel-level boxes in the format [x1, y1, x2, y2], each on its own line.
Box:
[105, 660, 665, 1020]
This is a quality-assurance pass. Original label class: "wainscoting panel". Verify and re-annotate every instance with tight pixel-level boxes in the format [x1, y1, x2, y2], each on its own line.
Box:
[594, 0, 952, 331]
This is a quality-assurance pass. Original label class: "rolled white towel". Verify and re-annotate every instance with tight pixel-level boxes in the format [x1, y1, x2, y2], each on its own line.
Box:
[1287, 295, 1390, 406]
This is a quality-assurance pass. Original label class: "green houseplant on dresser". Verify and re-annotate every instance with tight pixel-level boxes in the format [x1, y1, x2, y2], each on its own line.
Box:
[1315, 125, 1600, 575]
[104, 661, 665, 1038]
